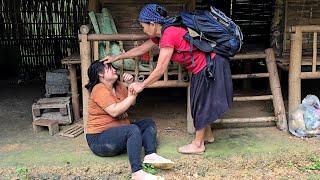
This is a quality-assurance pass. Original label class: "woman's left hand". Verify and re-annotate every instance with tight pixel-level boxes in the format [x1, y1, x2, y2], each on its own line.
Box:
[129, 82, 145, 95]
[123, 73, 134, 84]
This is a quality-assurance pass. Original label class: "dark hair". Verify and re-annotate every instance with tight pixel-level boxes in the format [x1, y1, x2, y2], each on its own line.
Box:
[85, 61, 105, 92]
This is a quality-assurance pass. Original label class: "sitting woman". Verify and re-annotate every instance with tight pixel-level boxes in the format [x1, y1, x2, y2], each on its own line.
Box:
[85, 61, 173, 180]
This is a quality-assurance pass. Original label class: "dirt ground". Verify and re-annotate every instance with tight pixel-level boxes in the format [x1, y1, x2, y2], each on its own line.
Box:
[1, 80, 320, 180]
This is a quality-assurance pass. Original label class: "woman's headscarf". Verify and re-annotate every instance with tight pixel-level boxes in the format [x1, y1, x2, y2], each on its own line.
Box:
[138, 4, 167, 24]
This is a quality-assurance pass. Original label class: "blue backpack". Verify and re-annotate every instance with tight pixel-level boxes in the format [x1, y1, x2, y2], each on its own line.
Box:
[162, 6, 243, 58]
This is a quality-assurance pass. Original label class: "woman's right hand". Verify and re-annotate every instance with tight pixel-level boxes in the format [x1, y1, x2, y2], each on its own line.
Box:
[100, 54, 119, 64]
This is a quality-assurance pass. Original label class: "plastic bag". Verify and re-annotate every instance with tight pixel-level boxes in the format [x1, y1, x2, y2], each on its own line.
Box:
[289, 95, 320, 137]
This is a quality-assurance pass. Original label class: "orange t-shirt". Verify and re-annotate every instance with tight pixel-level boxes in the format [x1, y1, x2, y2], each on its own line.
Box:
[86, 82, 130, 134]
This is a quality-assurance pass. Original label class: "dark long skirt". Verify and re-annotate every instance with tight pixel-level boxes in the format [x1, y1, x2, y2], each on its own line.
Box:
[190, 54, 233, 130]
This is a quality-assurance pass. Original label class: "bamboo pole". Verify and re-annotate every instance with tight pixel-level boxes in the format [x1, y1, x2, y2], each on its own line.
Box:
[312, 32, 317, 72]
[266, 48, 287, 131]
[79, 25, 91, 132]
[288, 28, 302, 117]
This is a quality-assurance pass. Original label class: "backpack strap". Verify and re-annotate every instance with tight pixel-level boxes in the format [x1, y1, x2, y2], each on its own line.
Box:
[189, 37, 195, 67]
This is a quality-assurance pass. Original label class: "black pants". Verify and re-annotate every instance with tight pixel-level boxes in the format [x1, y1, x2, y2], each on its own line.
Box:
[86, 119, 157, 172]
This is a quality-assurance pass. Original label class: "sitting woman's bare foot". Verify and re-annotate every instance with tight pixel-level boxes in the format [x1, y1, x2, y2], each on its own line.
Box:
[143, 153, 174, 169]
[132, 170, 163, 180]
[178, 141, 205, 154]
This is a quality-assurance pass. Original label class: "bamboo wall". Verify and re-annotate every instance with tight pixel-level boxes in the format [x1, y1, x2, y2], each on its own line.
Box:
[0, 0, 87, 78]
[283, 0, 320, 56]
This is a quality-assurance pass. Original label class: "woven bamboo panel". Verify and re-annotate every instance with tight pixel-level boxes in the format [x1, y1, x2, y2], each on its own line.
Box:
[0, 0, 87, 78]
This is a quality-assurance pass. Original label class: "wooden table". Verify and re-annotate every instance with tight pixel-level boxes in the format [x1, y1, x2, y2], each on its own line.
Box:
[61, 54, 81, 120]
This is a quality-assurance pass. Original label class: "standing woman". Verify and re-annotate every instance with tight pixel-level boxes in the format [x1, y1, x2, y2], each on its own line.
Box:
[102, 4, 233, 154]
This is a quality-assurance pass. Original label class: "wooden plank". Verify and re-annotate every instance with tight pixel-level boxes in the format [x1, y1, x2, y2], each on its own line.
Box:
[214, 116, 277, 124]
[231, 52, 266, 60]
[59, 123, 84, 138]
[300, 72, 320, 79]
[33, 112, 72, 125]
[233, 95, 273, 101]
[232, 73, 269, 79]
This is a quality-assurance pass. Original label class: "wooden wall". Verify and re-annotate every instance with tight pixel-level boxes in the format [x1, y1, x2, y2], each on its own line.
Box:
[283, 0, 320, 56]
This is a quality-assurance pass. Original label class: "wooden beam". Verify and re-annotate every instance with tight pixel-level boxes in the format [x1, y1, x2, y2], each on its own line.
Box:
[232, 73, 269, 79]
[231, 52, 266, 60]
[300, 72, 320, 79]
[233, 95, 273, 101]
[266, 48, 287, 131]
[87, 34, 148, 41]
[214, 116, 277, 124]
[290, 25, 320, 33]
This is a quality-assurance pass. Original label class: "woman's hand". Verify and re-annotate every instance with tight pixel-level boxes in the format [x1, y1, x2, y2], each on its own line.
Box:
[129, 82, 145, 95]
[123, 73, 134, 84]
[100, 54, 119, 64]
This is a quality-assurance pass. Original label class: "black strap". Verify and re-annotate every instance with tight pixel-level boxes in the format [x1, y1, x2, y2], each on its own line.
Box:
[189, 37, 195, 67]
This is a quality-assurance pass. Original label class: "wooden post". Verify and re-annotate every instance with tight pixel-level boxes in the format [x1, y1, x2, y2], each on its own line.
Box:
[93, 41, 99, 60]
[265, 48, 287, 131]
[79, 25, 91, 132]
[69, 64, 80, 121]
[187, 86, 195, 134]
[312, 32, 317, 72]
[288, 27, 302, 117]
